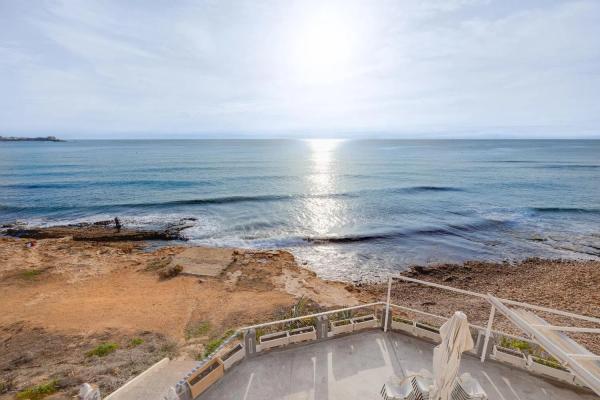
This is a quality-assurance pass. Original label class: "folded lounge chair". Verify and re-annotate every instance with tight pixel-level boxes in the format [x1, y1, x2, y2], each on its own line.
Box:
[381, 372, 487, 400]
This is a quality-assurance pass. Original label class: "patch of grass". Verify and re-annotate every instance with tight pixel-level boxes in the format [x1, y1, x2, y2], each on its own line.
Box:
[500, 337, 532, 352]
[20, 269, 43, 279]
[330, 309, 352, 321]
[160, 341, 179, 357]
[203, 330, 235, 358]
[145, 257, 171, 271]
[129, 338, 144, 347]
[16, 380, 57, 400]
[255, 327, 266, 339]
[186, 321, 211, 339]
[86, 342, 118, 357]
[202, 339, 222, 358]
[281, 297, 320, 330]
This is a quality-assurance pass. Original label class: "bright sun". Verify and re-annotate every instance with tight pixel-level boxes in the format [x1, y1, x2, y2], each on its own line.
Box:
[292, 12, 354, 84]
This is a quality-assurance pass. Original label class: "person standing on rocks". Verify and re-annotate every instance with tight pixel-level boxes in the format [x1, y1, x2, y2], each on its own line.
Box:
[114, 217, 122, 232]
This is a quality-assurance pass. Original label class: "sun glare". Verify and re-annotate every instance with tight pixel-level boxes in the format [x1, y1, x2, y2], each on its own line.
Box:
[292, 12, 355, 83]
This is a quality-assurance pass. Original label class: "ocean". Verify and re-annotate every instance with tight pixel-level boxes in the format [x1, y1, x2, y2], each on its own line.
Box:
[1, 139, 599, 281]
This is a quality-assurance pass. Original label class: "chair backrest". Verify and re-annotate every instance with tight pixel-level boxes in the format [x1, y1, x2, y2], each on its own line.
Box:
[451, 373, 487, 400]
[410, 376, 430, 400]
[381, 376, 426, 400]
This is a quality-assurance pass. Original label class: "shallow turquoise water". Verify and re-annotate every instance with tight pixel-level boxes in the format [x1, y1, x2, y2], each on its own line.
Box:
[1, 139, 599, 280]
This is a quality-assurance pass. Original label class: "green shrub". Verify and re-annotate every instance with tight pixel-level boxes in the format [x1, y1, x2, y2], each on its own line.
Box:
[16, 380, 57, 400]
[130, 338, 144, 347]
[203, 330, 235, 358]
[330, 309, 352, 321]
[145, 257, 171, 271]
[500, 337, 531, 352]
[186, 321, 211, 339]
[86, 342, 118, 357]
[160, 341, 178, 356]
[255, 327, 266, 339]
[533, 356, 563, 369]
[20, 269, 42, 279]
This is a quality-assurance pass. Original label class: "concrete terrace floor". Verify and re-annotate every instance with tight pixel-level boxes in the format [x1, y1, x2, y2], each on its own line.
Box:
[201, 330, 598, 400]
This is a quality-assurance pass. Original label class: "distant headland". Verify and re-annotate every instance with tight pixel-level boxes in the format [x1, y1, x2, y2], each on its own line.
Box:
[0, 135, 65, 142]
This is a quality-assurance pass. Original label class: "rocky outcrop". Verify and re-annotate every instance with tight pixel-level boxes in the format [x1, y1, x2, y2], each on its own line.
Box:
[0, 135, 65, 142]
[2, 219, 192, 242]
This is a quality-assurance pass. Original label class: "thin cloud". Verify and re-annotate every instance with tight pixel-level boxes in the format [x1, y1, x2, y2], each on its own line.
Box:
[0, 0, 599, 138]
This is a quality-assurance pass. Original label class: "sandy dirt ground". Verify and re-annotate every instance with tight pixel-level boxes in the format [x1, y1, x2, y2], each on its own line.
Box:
[0, 237, 358, 398]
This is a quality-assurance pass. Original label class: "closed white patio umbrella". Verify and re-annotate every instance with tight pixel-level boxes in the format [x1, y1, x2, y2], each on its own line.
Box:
[430, 311, 474, 400]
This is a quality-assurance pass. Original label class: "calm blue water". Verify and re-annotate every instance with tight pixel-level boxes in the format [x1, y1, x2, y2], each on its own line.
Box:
[1, 139, 599, 280]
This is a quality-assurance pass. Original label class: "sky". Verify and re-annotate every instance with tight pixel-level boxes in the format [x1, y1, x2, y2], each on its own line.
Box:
[1, 0, 600, 139]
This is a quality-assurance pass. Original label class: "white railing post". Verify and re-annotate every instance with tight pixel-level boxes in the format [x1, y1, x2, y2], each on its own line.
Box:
[384, 276, 392, 333]
[480, 304, 496, 363]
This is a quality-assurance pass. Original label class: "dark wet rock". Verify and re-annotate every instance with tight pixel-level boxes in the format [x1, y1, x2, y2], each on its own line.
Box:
[411, 266, 431, 275]
[1, 220, 192, 242]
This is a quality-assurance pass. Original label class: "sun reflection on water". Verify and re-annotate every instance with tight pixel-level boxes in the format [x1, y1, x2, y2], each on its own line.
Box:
[303, 139, 345, 235]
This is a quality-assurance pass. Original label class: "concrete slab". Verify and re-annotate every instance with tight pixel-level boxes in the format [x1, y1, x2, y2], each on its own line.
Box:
[170, 247, 233, 277]
[106, 359, 197, 400]
[201, 331, 598, 400]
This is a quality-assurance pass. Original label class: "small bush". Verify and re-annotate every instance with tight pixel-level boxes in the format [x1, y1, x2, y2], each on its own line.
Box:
[330, 310, 352, 321]
[16, 380, 57, 400]
[255, 327, 266, 339]
[500, 337, 531, 352]
[203, 339, 223, 358]
[145, 257, 171, 271]
[160, 341, 179, 357]
[186, 321, 211, 339]
[159, 264, 182, 279]
[130, 338, 144, 347]
[203, 330, 235, 358]
[86, 342, 118, 357]
[534, 356, 563, 369]
[20, 269, 42, 279]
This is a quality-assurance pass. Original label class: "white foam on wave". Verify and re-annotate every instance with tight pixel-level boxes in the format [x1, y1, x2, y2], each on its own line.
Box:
[187, 233, 307, 249]
[16, 214, 115, 228]
[120, 213, 199, 228]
